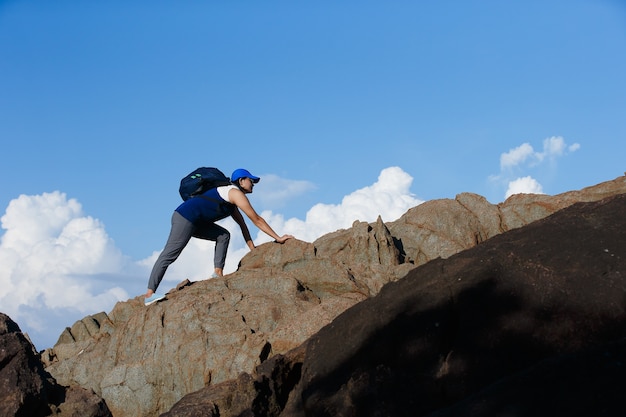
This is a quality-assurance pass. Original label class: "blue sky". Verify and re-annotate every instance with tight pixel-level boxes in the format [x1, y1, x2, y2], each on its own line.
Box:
[1, 0, 625, 350]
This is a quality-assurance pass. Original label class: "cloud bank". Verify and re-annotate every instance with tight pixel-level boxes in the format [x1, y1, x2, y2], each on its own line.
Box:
[0, 192, 144, 349]
[0, 166, 422, 350]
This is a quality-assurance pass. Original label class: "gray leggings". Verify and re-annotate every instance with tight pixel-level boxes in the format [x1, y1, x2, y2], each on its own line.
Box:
[147, 211, 230, 292]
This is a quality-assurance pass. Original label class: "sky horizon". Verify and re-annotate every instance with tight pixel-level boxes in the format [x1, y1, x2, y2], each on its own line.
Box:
[1, 0, 625, 350]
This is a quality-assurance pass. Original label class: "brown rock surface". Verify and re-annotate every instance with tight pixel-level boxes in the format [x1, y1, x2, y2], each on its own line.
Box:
[166, 192, 626, 417]
[41, 175, 625, 417]
[0, 313, 111, 417]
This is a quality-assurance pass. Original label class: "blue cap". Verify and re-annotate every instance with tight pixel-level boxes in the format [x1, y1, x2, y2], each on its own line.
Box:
[231, 168, 260, 183]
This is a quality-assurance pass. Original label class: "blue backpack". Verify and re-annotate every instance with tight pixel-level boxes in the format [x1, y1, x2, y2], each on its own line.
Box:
[179, 167, 231, 201]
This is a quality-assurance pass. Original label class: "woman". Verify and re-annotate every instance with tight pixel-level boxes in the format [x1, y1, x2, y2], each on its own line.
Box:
[144, 168, 294, 305]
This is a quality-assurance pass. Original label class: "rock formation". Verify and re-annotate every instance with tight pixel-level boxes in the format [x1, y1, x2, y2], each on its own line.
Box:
[29, 175, 626, 416]
[0, 313, 111, 417]
[164, 192, 626, 416]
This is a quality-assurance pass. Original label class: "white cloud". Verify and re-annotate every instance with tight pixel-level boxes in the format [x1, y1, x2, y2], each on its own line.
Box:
[494, 136, 580, 201]
[500, 142, 534, 170]
[1, 168, 423, 350]
[505, 176, 544, 199]
[499, 136, 580, 171]
[569, 143, 581, 152]
[252, 174, 317, 208]
[252, 166, 423, 244]
[540, 136, 566, 159]
[0, 192, 145, 349]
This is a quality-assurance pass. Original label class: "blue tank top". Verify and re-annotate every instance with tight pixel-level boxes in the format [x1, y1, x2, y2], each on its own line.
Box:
[175, 187, 236, 224]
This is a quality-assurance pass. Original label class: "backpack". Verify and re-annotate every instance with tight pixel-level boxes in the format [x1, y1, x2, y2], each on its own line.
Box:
[179, 167, 231, 201]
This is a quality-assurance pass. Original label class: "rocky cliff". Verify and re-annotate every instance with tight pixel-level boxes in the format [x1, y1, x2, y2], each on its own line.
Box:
[6, 175, 625, 416]
[0, 313, 111, 417]
[164, 190, 626, 417]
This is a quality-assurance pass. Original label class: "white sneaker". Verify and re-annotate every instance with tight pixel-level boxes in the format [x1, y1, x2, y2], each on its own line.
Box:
[144, 294, 166, 306]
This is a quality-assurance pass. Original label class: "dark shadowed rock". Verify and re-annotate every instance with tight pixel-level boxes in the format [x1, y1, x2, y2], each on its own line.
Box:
[287, 194, 626, 416]
[426, 340, 626, 417]
[0, 313, 111, 417]
[41, 175, 626, 417]
[160, 346, 306, 417]
[0, 312, 51, 417]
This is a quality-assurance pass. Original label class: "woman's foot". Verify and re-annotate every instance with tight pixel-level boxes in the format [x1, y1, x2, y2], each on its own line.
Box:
[144, 292, 166, 306]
